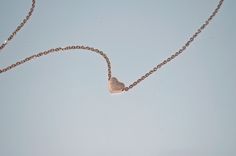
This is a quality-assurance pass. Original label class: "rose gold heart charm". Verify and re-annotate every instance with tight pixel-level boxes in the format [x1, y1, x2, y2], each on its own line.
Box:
[108, 77, 125, 93]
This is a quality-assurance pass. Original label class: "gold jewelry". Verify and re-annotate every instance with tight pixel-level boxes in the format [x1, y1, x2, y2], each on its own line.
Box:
[0, 0, 224, 93]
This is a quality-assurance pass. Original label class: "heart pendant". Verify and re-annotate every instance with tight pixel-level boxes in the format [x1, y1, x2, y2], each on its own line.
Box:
[108, 77, 125, 93]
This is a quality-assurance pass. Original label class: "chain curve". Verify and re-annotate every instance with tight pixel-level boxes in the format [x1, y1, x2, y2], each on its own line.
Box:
[0, 0, 36, 50]
[0, 45, 112, 80]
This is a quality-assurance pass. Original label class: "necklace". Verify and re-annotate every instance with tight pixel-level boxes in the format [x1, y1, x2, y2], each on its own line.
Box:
[0, 0, 224, 94]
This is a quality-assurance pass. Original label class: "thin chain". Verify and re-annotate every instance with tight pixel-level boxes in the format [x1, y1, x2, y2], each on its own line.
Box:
[0, 0, 36, 50]
[0, 0, 224, 92]
[0, 45, 112, 80]
[0, 0, 112, 80]
[124, 0, 224, 91]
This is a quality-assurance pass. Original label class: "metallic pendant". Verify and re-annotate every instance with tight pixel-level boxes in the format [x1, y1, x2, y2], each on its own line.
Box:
[108, 77, 125, 93]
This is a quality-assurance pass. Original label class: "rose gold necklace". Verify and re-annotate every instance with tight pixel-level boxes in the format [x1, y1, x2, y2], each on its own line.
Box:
[0, 0, 224, 93]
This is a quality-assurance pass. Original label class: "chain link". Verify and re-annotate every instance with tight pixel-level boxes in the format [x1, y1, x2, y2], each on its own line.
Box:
[0, 46, 112, 80]
[0, 0, 224, 92]
[0, 0, 36, 50]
